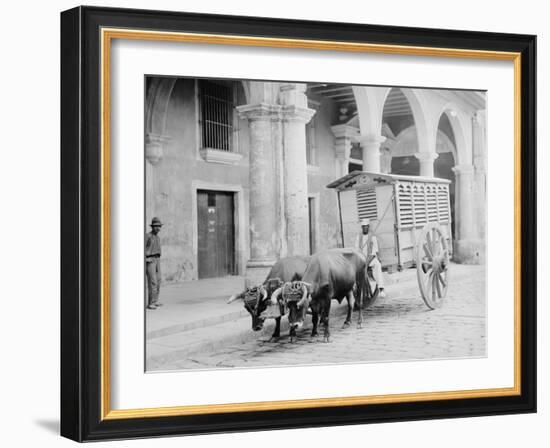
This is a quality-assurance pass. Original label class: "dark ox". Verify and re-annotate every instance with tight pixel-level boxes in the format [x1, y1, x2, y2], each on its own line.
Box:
[227, 256, 309, 340]
[282, 248, 367, 342]
[269, 281, 309, 342]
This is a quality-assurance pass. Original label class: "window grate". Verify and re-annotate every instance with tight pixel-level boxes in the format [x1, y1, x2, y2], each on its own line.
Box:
[199, 80, 234, 152]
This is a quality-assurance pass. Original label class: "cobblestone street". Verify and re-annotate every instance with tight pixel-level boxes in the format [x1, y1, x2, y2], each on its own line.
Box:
[148, 264, 486, 371]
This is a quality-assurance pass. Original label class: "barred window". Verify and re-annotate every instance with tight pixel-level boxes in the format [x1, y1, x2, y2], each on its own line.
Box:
[199, 80, 234, 152]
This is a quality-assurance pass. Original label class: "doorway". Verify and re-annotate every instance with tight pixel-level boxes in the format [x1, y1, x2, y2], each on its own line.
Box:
[197, 190, 236, 279]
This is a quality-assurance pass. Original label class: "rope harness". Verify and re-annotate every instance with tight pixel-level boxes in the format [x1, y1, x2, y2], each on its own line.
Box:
[282, 281, 305, 303]
[243, 286, 262, 313]
[244, 281, 284, 319]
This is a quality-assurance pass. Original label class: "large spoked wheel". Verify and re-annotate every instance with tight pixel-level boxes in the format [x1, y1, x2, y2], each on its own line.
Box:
[416, 223, 450, 309]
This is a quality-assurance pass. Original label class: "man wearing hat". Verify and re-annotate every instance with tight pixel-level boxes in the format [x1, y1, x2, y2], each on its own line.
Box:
[355, 218, 386, 298]
[145, 217, 163, 310]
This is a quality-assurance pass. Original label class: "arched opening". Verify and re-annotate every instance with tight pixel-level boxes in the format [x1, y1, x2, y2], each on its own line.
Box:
[435, 112, 457, 239]
[145, 77, 177, 138]
[378, 91, 459, 244]
[382, 88, 418, 175]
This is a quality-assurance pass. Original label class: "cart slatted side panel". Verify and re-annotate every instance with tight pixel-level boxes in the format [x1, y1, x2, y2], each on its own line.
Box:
[427, 184, 438, 222]
[437, 187, 450, 221]
[413, 184, 427, 226]
[395, 180, 453, 268]
[396, 182, 417, 267]
[436, 183, 453, 254]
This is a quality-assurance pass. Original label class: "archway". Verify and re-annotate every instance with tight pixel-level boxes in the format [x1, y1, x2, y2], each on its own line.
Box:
[435, 112, 457, 239]
[145, 77, 177, 138]
[382, 88, 419, 175]
[434, 106, 475, 262]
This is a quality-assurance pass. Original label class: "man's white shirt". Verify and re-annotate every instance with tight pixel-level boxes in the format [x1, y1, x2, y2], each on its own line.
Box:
[355, 233, 379, 259]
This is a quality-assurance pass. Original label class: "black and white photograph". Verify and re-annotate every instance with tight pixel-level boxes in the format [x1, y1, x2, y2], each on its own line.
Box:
[144, 77, 487, 372]
[0, 0, 542, 444]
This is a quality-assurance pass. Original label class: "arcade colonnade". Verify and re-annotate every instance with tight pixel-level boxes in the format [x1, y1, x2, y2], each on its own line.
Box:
[145, 80, 486, 284]
[344, 86, 487, 265]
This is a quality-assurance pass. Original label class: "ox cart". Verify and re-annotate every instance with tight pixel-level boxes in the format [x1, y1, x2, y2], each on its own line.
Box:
[327, 171, 453, 310]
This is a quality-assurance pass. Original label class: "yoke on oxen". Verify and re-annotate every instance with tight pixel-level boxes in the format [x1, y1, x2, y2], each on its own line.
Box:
[270, 281, 310, 341]
[272, 281, 308, 311]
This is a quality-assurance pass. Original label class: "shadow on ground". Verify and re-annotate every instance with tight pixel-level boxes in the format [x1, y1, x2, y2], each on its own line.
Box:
[33, 419, 59, 435]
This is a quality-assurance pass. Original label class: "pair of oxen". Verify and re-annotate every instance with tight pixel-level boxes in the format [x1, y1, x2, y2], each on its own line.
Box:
[227, 248, 377, 342]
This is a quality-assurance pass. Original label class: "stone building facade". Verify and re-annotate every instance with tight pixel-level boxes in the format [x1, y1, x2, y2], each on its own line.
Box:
[145, 77, 487, 285]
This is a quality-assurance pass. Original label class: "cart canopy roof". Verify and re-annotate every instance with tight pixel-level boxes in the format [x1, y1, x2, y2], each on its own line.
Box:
[326, 171, 451, 190]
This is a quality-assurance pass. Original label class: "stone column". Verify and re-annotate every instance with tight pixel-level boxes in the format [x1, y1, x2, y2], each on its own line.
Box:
[145, 133, 168, 225]
[473, 111, 486, 171]
[331, 124, 359, 178]
[453, 164, 482, 264]
[380, 148, 392, 174]
[280, 84, 316, 256]
[472, 110, 487, 243]
[358, 134, 385, 173]
[415, 152, 438, 177]
[237, 103, 282, 284]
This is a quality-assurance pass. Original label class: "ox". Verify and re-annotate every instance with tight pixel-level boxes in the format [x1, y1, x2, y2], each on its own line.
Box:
[278, 248, 367, 342]
[226, 256, 309, 340]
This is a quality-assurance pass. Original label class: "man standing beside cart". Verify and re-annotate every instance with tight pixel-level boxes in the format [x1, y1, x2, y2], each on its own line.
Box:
[355, 218, 386, 298]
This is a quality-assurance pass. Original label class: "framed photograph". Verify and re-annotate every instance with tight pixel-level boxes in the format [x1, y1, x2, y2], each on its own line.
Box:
[60, 6, 536, 442]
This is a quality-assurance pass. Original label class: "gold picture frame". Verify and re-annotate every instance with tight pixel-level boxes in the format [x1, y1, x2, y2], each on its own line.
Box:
[61, 6, 536, 441]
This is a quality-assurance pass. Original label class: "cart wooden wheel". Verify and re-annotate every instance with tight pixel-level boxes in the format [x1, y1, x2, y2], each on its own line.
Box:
[415, 222, 450, 309]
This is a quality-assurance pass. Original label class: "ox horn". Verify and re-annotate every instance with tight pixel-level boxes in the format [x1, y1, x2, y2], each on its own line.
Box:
[296, 284, 310, 308]
[227, 293, 243, 304]
[270, 287, 283, 305]
[260, 286, 268, 302]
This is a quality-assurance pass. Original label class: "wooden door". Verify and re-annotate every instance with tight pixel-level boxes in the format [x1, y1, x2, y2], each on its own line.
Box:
[197, 190, 236, 279]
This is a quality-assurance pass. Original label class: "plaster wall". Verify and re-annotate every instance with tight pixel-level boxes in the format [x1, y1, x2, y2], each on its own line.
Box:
[147, 78, 251, 281]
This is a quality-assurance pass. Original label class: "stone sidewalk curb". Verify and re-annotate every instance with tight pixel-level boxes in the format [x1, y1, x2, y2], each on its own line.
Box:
[146, 308, 249, 340]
